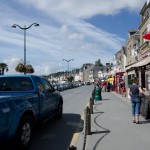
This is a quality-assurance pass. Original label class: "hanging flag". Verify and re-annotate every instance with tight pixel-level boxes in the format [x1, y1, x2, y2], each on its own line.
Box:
[143, 32, 150, 40]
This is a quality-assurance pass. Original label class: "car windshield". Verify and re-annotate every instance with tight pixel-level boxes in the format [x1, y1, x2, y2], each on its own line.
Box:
[0, 77, 34, 91]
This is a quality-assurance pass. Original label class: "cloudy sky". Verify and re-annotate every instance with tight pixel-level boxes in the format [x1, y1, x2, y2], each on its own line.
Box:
[0, 0, 146, 75]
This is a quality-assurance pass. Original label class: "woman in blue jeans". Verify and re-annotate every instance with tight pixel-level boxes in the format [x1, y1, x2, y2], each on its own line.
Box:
[129, 77, 144, 124]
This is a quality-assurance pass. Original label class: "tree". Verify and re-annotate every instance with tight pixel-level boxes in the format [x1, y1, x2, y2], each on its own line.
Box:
[0, 63, 8, 75]
[67, 76, 74, 82]
[95, 59, 103, 66]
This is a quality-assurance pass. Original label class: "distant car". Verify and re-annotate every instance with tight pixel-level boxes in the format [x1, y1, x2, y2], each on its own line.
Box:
[86, 81, 91, 85]
[73, 82, 79, 87]
[55, 83, 65, 91]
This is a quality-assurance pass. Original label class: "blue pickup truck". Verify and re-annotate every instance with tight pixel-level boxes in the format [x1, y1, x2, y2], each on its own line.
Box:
[0, 75, 63, 149]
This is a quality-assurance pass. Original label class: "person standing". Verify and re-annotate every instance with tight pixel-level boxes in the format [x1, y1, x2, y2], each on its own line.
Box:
[120, 81, 125, 96]
[129, 77, 144, 124]
[102, 80, 107, 92]
[107, 82, 111, 92]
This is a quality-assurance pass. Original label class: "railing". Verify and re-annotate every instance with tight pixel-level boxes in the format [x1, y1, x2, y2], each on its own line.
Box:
[140, 41, 149, 52]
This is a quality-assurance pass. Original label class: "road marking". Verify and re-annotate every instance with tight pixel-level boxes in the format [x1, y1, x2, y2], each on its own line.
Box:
[69, 113, 84, 146]
[70, 101, 89, 147]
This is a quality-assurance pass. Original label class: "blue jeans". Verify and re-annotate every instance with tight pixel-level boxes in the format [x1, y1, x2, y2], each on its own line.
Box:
[131, 97, 141, 116]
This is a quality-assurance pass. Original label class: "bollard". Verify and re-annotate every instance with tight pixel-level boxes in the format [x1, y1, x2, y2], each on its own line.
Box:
[84, 107, 87, 133]
[91, 91, 94, 103]
[86, 106, 91, 135]
[89, 98, 93, 114]
[69, 145, 77, 150]
[90, 96, 94, 105]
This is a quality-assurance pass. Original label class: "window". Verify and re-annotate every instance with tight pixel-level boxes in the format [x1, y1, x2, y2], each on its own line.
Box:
[42, 78, 53, 92]
[33, 76, 44, 93]
[0, 77, 34, 91]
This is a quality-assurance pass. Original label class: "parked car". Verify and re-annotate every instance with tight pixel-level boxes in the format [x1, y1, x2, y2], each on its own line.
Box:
[0, 75, 63, 149]
[55, 83, 65, 91]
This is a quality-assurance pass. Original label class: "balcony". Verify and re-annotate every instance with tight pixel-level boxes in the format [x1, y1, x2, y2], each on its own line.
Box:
[140, 41, 149, 52]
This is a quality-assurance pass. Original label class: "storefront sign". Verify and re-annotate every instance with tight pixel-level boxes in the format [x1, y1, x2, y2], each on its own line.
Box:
[141, 51, 150, 59]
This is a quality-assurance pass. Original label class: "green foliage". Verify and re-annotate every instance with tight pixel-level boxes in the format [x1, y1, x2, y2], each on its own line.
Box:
[67, 76, 74, 82]
[0, 63, 8, 75]
[15, 62, 34, 74]
[95, 59, 103, 66]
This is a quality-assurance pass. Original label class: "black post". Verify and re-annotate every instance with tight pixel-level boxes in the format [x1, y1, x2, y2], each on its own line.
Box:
[89, 98, 93, 114]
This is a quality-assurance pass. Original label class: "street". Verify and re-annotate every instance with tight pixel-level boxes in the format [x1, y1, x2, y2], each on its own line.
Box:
[1, 85, 150, 150]
[29, 85, 94, 150]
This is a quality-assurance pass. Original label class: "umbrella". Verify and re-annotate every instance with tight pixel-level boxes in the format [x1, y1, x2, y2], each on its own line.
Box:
[107, 78, 114, 82]
[143, 32, 150, 40]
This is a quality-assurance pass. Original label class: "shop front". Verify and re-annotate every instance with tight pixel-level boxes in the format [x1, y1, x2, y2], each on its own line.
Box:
[113, 72, 125, 94]
[140, 63, 150, 119]
[125, 56, 150, 119]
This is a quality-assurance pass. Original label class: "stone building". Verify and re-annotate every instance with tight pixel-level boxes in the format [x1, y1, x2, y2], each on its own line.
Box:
[125, 1, 150, 90]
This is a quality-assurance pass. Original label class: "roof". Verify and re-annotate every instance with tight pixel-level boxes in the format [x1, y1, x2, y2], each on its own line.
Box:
[0, 74, 39, 79]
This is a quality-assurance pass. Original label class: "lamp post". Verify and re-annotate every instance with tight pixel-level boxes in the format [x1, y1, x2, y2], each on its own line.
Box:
[11, 23, 39, 74]
[62, 59, 74, 76]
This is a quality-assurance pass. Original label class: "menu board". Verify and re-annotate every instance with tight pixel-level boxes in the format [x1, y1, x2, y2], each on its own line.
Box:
[145, 72, 150, 92]
[140, 96, 150, 119]
[148, 76, 150, 91]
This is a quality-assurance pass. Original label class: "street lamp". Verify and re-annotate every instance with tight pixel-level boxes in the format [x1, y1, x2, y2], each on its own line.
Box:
[62, 59, 74, 75]
[11, 23, 39, 74]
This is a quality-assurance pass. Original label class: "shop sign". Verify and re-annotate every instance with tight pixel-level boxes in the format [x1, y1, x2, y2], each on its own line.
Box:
[141, 51, 150, 59]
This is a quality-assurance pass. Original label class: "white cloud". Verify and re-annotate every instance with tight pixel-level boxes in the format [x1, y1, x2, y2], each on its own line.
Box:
[4, 57, 21, 75]
[17, 0, 145, 18]
[0, 0, 146, 75]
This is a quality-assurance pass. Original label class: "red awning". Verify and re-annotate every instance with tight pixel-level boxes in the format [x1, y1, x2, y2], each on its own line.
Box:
[143, 32, 150, 40]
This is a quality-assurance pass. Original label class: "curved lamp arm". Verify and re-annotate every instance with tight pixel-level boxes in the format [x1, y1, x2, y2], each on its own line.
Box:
[62, 59, 74, 62]
[11, 23, 39, 30]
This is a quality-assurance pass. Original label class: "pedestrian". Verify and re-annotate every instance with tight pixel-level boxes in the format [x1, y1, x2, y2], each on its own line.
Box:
[102, 80, 107, 92]
[120, 81, 125, 96]
[107, 82, 111, 92]
[110, 83, 114, 91]
[129, 77, 145, 124]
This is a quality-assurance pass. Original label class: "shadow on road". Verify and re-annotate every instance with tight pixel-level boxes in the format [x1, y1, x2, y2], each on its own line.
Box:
[30, 113, 83, 150]
[92, 130, 110, 134]
[140, 119, 150, 124]
[0, 113, 83, 150]
[102, 99, 110, 101]
[94, 111, 104, 114]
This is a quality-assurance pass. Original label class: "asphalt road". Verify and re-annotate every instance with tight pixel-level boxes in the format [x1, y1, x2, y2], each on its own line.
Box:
[0, 84, 93, 150]
[28, 85, 94, 150]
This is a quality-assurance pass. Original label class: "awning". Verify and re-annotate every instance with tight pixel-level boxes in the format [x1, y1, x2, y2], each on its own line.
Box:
[127, 70, 135, 75]
[125, 56, 150, 71]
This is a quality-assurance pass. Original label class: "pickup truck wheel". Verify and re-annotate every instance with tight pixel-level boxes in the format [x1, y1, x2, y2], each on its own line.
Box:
[56, 104, 63, 119]
[15, 116, 33, 149]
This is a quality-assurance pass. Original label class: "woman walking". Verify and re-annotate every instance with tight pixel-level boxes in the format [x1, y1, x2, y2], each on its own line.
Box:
[129, 77, 144, 124]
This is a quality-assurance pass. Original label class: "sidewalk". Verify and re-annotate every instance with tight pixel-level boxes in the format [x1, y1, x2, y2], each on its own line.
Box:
[75, 92, 150, 150]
